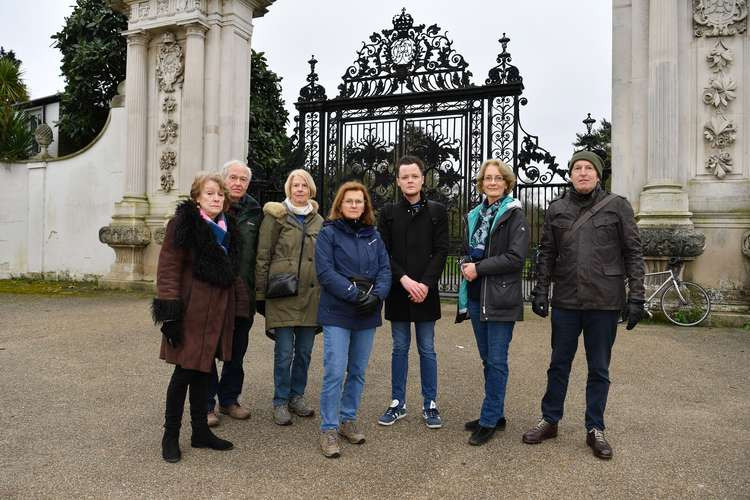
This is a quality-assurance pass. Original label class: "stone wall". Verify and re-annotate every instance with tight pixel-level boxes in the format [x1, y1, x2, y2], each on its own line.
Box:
[0, 107, 126, 280]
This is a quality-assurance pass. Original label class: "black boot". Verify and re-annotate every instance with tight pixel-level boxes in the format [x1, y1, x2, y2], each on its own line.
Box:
[191, 424, 234, 450]
[189, 370, 233, 451]
[469, 425, 496, 446]
[161, 428, 181, 463]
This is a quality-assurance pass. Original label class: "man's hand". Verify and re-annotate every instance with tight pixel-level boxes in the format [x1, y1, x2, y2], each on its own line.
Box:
[400, 275, 427, 302]
[160, 320, 182, 348]
[531, 290, 549, 318]
[625, 301, 646, 330]
[461, 262, 478, 282]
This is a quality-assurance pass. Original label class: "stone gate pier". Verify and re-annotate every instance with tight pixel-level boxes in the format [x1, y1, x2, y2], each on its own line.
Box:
[613, 0, 749, 325]
[99, 0, 274, 287]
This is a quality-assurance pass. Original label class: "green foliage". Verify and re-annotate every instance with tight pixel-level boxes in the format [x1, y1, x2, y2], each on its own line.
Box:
[248, 50, 291, 178]
[0, 47, 22, 68]
[52, 0, 127, 155]
[0, 58, 33, 161]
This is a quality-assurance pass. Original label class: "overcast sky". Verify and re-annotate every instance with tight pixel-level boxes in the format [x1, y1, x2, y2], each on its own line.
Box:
[0, 0, 611, 166]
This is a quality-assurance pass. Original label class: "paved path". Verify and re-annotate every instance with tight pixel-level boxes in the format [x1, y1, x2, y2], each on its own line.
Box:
[1, 293, 748, 499]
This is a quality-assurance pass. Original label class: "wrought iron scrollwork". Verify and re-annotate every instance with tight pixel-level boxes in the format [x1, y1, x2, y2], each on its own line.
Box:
[516, 101, 566, 185]
[337, 8, 473, 98]
[298, 56, 327, 102]
[486, 34, 522, 85]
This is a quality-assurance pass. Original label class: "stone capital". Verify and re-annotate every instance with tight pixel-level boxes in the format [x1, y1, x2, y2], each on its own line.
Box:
[123, 29, 150, 45]
[179, 20, 210, 36]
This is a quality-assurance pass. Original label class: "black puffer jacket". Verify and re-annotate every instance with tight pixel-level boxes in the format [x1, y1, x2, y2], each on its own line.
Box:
[533, 186, 645, 310]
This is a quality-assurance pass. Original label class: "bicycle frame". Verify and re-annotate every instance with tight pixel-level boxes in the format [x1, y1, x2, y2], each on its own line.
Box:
[640, 268, 683, 318]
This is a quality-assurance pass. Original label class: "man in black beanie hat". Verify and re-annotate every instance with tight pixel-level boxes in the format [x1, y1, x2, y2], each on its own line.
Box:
[521, 150, 646, 460]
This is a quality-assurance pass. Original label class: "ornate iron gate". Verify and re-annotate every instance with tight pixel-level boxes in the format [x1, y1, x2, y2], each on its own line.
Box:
[291, 9, 565, 298]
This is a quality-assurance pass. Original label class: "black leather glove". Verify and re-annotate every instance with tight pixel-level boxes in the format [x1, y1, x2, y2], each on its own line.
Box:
[531, 290, 549, 318]
[256, 300, 266, 317]
[355, 292, 380, 316]
[625, 301, 646, 330]
[160, 320, 182, 348]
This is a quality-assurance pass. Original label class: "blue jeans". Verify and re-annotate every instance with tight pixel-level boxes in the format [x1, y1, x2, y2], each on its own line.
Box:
[208, 316, 252, 410]
[319, 325, 376, 431]
[541, 308, 618, 431]
[390, 321, 437, 409]
[273, 326, 316, 406]
[468, 299, 514, 428]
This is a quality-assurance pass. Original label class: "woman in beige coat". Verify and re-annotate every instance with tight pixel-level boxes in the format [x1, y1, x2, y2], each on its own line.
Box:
[256, 169, 324, 425]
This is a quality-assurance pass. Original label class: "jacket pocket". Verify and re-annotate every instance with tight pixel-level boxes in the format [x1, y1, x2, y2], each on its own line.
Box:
[593, 214, 619, 246]
[603, 263, 624, 276]
[488, 275, 522, 309]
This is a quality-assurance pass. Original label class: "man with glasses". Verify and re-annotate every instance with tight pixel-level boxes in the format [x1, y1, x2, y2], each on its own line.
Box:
[206, 160, 262, 427]
[377, 155, 449, 429]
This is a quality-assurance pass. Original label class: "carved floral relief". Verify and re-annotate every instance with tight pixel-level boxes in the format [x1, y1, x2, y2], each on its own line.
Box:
[156, 32, 184, 93]
[156, 32, 184, 192]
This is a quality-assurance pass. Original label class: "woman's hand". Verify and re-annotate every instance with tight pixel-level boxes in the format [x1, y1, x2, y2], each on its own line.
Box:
[461, 262, 478, 282]
[400, 275, 428, 302]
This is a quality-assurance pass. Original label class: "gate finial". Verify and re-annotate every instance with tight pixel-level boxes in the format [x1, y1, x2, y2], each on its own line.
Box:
[299, 55, 327, 102]
[486, 33, 523, 86]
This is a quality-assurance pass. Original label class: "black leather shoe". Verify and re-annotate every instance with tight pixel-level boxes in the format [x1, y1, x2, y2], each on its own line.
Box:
[586, 429, 613, 460]
[469, 425, 496, 446]
[522, 418, 558, 444]
[464, 417, 507, 432]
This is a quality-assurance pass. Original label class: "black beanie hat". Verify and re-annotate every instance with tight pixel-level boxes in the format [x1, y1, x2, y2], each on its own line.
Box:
[567, 151, 604, 179]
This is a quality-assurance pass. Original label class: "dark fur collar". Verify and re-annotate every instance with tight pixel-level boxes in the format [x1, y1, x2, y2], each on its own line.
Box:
[172, 200, 240, 288]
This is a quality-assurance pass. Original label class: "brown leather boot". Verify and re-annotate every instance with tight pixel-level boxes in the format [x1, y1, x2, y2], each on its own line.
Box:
[586, 429, 613, 460]
[522, 418, 558, 444]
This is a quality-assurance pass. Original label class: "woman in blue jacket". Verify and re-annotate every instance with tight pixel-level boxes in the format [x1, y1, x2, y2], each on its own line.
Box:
[315, 181, 391, 458]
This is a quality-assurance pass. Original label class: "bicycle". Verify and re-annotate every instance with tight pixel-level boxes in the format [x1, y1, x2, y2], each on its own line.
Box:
[625, 257, 711, 327]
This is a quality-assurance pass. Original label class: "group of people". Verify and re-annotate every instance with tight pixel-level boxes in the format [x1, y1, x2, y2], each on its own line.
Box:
[151, 151, 645, 463]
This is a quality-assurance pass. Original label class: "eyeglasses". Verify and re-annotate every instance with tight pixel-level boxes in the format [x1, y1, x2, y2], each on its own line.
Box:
[481, 175, 505, 183]
[343, 199, 365, 206]
[228, 175, 249, 183]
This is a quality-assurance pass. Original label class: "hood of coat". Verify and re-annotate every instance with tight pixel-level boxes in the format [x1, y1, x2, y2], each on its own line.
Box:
[172, 200, 240, 288]
[263, 199, 319, 219]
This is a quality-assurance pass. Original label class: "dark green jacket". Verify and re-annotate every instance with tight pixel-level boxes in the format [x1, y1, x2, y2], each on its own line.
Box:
[232, 193, 262, 315]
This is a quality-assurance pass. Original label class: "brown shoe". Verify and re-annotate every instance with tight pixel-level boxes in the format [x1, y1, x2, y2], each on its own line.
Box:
[522, 418, 558, 444]
[319, 430, 341, 458]
[220, 403, 251, 420]
[586, 429, 613, 460]
[338, 420, 365, 444]
[207, 410, 220, 428]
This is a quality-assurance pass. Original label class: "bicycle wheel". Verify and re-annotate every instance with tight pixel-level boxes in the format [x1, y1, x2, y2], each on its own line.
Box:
[660, 281, 711, 326]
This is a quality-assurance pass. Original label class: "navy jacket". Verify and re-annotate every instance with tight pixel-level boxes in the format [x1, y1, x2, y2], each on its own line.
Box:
[315, 219, 392, 329]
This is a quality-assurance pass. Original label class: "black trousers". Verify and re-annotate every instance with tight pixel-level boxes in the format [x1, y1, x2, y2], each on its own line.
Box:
[164, 365, 211, 432]
[541, 308, 618, 431]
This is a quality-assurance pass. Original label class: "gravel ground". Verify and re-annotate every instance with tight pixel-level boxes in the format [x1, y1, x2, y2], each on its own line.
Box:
[0, 293, 748, 499]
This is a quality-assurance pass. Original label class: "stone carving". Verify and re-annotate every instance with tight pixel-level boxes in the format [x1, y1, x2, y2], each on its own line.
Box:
[153, 226, 167, 245]
[640, 227, 706, 258]
[693, 0, 748, 37]
[157, 0, 169, 15]
[704, 115, 737, 148]
[159, 119, 179, 144]
[706, 151, 733, 178]
[702, 40, 738, 178]
[156, 32, 184, 93]
[706, 40, 732, 71]
[160, 150, 177, 192]
[33, 122, 54, 160]
[162, 96, 176, 113]
[742, 230, 750, 258]
[138, 2, 150, 19]
[702, 75, 736, 108]
[99, 225, 152, 247]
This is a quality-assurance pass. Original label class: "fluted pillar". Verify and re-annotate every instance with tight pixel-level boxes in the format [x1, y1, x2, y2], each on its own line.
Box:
[124, 31, 150, 202]
[180, 23, 208, 188]
[638, 0, 693, 226]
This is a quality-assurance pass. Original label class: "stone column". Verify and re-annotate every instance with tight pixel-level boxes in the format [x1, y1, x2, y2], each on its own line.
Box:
[203, 20, 222, 169]
[638, 0, 694, 227]
[179, 23, 208, 190]
[99, 29, 152, 287]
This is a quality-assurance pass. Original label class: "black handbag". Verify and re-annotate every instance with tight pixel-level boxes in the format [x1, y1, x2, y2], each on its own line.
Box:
[349, 276, 374, 295]
[266, 224, 306, 299]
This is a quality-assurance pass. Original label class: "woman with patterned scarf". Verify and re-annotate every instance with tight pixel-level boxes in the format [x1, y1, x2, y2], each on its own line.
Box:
[456, 159, 530, 446]
[152, 172, 243, 463]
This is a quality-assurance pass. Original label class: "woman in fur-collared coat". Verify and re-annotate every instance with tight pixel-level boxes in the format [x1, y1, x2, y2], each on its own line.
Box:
[151, 172, 243, 463]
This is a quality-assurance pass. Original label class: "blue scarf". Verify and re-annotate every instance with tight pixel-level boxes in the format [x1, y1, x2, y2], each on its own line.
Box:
[204, 213, 229, 253]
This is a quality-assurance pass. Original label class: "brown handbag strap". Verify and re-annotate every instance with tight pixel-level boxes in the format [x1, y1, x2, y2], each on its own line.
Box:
[565, 193, 617, 240]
